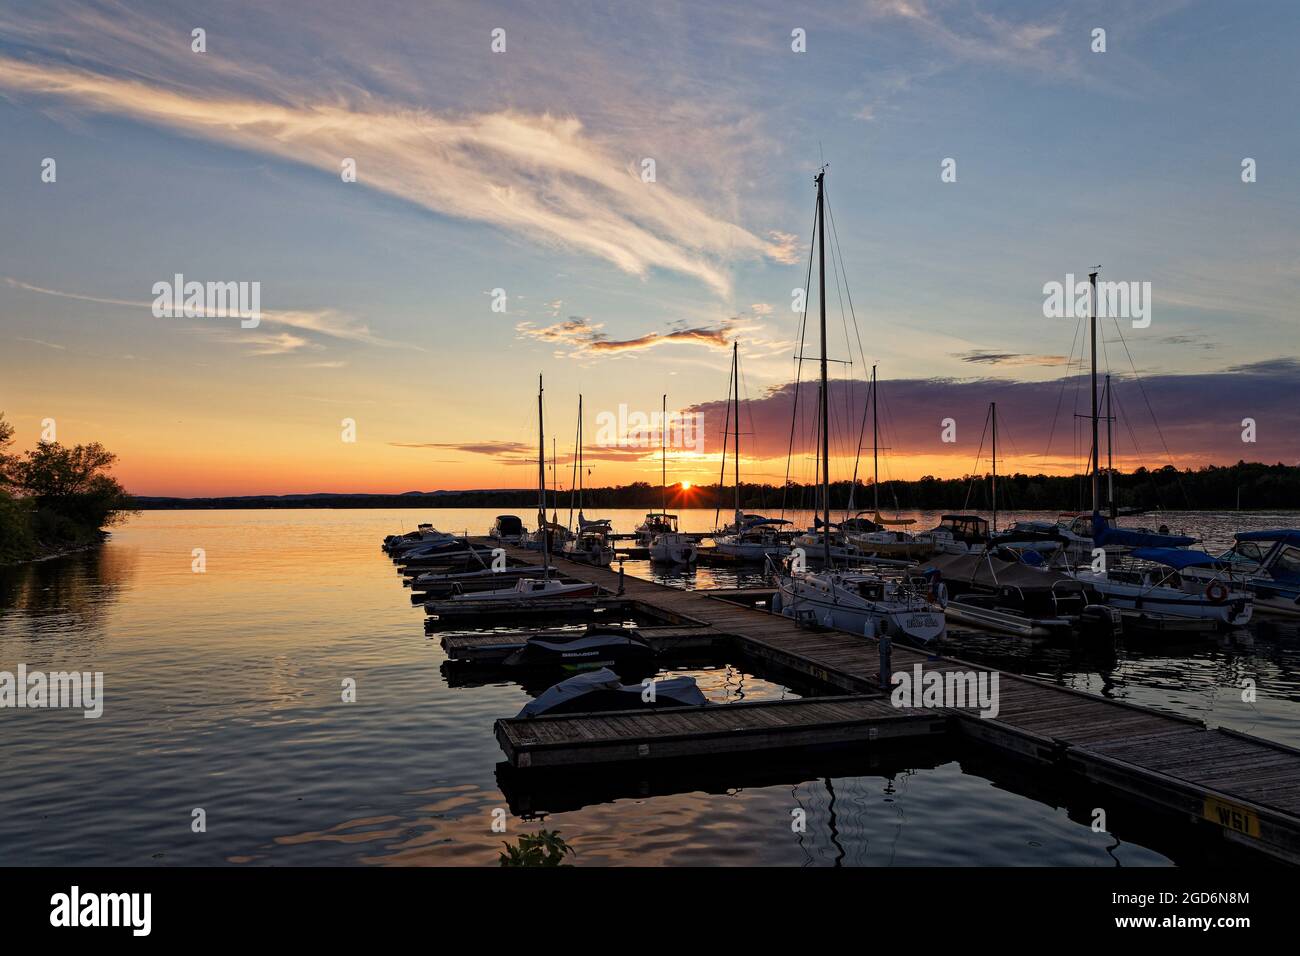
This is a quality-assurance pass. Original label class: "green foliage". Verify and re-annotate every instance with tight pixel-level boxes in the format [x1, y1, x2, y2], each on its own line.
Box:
[498, 829, 574, 867]
[0, 416, 136, 562]
[0, 490, 35, 563]
[9, 440, 136, 534]
[0, 412, 14, 488]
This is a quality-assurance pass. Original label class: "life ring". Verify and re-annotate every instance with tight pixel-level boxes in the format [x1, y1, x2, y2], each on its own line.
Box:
[928, 581, 949, 608]
[1205, 581, 1229, 605]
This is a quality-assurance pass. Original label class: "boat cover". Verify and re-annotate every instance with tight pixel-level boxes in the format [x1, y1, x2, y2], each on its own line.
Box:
[1092, 512, 1195, 548]
[923, 551, 1081, 591]
[1235, 529, 1300, 547]
[1130, 547, 1226, 570]
[517, 667, 705, 718]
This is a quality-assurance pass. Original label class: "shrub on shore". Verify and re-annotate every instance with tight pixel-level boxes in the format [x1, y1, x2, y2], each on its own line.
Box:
[0, 413, 135, 564]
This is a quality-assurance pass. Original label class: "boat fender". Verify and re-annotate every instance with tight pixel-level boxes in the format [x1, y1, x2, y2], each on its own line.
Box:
[771, 591, 782, 615]
[1205, 581, 1229, 605]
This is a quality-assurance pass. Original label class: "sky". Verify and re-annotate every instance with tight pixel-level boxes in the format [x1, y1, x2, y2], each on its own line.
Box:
[1, 0, 1297, 497]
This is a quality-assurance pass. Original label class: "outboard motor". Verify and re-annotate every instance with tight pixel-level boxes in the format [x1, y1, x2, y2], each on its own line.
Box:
[1080, 603, 1124, 639]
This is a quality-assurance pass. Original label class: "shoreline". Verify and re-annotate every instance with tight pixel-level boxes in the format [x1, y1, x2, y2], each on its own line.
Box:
[0, 533, 106, 569]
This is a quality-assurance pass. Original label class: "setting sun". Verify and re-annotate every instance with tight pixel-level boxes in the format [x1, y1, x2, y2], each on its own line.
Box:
[681, 480, 692, 490]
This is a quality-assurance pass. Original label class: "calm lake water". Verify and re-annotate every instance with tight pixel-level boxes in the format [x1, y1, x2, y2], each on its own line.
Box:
[1, 507, 1296, 866]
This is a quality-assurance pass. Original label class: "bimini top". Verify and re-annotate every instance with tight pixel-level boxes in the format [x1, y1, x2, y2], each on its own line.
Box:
[1235, 529, 1300, 547]
[741, 515, 792, 528]
[1092, 512, 1196, 549]
[1130, 547, 1225, 570]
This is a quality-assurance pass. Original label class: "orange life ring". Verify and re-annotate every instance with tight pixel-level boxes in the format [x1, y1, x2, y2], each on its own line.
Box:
[1205, 581, 1229, 605]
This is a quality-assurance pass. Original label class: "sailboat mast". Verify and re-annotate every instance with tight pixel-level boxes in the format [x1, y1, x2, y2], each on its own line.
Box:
[990, 401, 998, 533]
[871, 365, 879, 517]
[732, 342, 740, 521]
[577, 394, 584, 518]
[661, 393, 667, 516]
[816, 169, 830, 569]
[1089, 269, 1100, 514]
[1105, 373, 1115, 518]
[538, 374, 549, 575]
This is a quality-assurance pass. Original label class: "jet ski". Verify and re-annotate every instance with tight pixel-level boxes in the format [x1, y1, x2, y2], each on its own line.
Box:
[502, 626, 656, 672]
[517, 667, 706, 718]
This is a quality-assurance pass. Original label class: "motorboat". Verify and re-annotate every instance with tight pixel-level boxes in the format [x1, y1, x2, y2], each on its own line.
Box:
[773, 560, 946, 642]
[1183, 530, 1300, 618]
[639, 513, 697, 564]
[562, 516, 615, 566]
[410, 565, 560, 595]
[922, 550, 1103, 638]
[502, 627, 656, 672]
[384, 526, 461, 556]
[382, 522, 438, 551]
[489, 515, 529, 544]
[441, 576, 599, 603]
[917, 514, 991, 554]
[1069, 546, 1252, 628]
[516, 667, 705, 717]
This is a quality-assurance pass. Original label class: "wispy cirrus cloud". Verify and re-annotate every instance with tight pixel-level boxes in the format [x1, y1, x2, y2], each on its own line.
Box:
[515, 316, 740, 357]
[0, 55, 791, 297]
[2, 277, 405, 350]
[954, 350, 1069, 367]
[391, 439, 654, 466]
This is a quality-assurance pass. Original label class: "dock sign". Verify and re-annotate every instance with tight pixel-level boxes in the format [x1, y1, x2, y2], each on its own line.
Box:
[1203, 796, 1260, 837]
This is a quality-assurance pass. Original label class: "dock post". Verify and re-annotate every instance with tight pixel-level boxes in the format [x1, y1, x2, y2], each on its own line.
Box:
[879, 634, 892, 690]
[618, 560, 625, 596]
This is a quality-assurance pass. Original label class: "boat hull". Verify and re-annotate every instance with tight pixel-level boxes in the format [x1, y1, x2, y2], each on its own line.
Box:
[775, 578, 945, 643]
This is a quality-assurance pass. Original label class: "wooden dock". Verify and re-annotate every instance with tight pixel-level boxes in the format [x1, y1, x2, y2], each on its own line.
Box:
[469, 540, 1300, 865]
[441, 624, 720, 663]
[497, 695, 946, 768]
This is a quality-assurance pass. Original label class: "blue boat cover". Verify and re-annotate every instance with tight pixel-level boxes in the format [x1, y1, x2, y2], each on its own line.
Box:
[1235, 529, 1300, 547]
[1092, 512, 1196, 548]
[1130, 547, 1224, 570]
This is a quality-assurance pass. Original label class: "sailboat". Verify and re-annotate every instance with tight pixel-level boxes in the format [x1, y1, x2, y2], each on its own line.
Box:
[841, 366, 931, 560]
[772, 168, 945, 643]
[712, 342, 794, 560]
[561, 394, 615, 567]
[1060, 271, 1253, 628]
[449, 376, 598, 604]
[638, 394, 698, 564]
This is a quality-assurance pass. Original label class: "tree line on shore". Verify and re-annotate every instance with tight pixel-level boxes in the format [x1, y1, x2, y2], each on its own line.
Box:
[132, 460, 1300, 513]
[0, 413, 135, 564]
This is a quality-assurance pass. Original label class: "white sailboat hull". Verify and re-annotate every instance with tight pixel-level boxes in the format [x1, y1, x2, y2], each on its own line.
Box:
[775, 574, 946, 643]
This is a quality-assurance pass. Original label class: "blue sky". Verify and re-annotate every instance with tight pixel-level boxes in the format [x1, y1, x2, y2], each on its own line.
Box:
[0, 0, 1296, 493]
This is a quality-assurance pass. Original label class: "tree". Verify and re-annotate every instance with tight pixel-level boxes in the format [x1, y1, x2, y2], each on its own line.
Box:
[10, 440, 135, 533]
[0, 412, 14, 486]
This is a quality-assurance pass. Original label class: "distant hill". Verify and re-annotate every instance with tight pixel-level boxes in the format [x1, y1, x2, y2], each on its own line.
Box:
[129, 462, 1300, 511]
